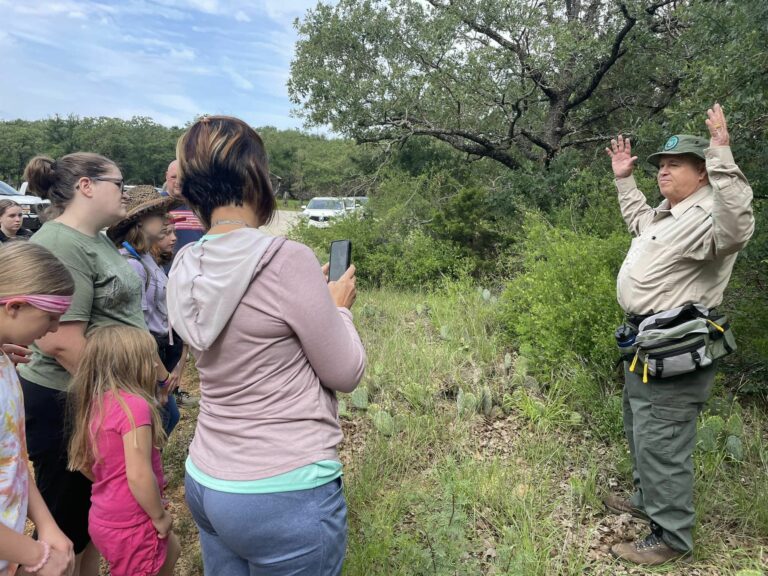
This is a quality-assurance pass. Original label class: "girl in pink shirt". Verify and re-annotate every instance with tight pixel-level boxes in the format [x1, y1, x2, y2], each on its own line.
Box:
[67, 326, 180, 576]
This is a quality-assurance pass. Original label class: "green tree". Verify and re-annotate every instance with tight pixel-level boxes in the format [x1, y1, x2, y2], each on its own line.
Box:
[290, 0, 691, 168]
[259, 127, 363, 199]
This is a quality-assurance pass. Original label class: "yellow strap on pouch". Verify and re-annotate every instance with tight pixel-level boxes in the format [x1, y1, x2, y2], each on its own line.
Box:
[707, 319, 725, 333]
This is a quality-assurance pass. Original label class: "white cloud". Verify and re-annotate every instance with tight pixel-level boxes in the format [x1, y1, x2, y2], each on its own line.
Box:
[225, 68, 255, 91]
[151, 94, 203, 117]
[169, 47, 196, 61]
[0, 0, 325, 128]
[258, 0, 320, 20]
[0, 31, 14, 47]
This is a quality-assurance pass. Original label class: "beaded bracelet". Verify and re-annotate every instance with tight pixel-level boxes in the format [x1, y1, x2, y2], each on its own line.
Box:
[25, 540, 51, 574]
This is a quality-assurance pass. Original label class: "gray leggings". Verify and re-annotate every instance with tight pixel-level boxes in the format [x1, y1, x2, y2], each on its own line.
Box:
[185, 474, 347, 575]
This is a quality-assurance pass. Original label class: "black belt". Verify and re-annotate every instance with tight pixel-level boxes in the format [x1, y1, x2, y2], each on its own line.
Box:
[625, 313, 650, 328]
[625, 307, 719, 328]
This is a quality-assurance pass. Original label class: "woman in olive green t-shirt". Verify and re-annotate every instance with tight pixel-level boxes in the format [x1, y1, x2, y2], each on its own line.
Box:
[17, 153, 172, 576]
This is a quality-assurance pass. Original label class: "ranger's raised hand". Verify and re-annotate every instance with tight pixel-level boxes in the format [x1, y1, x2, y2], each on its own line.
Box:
[605, 134, 638, 179]
[705, 103, 730, 147]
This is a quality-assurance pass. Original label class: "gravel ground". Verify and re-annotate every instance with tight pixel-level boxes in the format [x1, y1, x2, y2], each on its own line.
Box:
[259, 210, 300, 236]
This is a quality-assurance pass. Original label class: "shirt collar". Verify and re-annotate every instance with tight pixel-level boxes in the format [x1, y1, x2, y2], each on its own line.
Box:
[653, 184, 712, 221]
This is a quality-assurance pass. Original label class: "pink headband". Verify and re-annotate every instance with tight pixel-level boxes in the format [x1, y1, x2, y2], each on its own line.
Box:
[0, 295, 73, 314]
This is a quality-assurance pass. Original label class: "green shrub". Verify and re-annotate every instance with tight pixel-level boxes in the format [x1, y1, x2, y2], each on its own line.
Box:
[290, 170, 473, 289]
[498, 214, 628, 373]
[428, 185, 512, 268]
[722, 200, 767, 395]
[292, 215, 469, 289]
[549, 166, 655, 238]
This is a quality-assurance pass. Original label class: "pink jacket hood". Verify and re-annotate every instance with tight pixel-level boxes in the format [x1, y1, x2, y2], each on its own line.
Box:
[167, 229, 284, 351]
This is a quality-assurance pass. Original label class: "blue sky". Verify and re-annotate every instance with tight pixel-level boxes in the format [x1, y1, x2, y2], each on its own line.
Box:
[0, 0, 325, 128]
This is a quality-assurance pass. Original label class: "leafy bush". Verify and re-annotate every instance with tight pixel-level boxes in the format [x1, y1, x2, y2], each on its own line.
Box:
[498, 214, 628, 373]
[722, 200, 768, 395]
[291, 207, 469, 290]
[291, 170, 477, 289]
[428, 185, 511, 266]
[550, 166, 647, 238]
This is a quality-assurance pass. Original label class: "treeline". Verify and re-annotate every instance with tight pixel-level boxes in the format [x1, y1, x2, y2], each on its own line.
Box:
[0, 116, 363, 199]
[0, 116, 183, 188]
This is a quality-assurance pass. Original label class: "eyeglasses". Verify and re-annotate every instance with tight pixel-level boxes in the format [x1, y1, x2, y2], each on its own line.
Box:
[92, 177, 125, 193]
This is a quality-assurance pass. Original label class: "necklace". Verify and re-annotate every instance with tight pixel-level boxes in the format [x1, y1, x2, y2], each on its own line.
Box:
[212, 219, 252, 228]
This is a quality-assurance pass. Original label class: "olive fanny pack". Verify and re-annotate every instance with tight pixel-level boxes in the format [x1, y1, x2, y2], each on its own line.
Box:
[623, 303, 737, 382]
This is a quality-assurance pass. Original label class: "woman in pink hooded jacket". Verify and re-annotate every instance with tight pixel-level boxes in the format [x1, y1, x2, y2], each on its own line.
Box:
[167, 116, 366, 575]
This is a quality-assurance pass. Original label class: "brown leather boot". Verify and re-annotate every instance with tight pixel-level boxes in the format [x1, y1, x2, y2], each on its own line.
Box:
[602, 494, 650, 522]
[611, 531, 690, 566]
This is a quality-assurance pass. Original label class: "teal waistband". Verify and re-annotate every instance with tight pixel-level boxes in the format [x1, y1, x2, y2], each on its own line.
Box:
[185, 457, 343, 494]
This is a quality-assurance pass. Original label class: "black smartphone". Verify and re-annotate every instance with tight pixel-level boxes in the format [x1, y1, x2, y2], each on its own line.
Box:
[328, 240, 352, 282]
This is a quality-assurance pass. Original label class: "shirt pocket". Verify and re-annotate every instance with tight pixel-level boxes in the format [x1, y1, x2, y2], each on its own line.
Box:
[627, 237, 682, 290]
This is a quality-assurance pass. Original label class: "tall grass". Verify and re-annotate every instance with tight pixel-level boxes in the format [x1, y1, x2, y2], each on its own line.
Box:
[338, 282, 768, 575]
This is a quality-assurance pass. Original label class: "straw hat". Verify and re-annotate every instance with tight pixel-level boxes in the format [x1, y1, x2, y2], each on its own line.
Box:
[107, 185, 181, 240]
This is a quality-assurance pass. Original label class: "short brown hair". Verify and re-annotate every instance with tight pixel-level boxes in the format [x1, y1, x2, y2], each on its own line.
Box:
[24, 153, 117, 219]
[0, 199, 21, 219]
[176, 115, 275, 228]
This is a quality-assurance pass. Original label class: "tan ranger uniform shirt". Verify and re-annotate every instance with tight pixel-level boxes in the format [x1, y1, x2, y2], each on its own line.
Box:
[616, 146, 754, 315]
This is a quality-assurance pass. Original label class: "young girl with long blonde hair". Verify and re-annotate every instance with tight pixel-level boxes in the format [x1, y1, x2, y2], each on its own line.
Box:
[67, 325, 179, 576]
[0, 242, 75, 576]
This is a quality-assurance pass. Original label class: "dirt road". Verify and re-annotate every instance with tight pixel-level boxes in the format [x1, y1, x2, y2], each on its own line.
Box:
[258, 210, 301, 236]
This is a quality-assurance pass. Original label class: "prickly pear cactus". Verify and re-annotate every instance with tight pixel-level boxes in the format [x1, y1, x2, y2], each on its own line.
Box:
[373, 410, 395, 436]
[480, 386, 493, 417]
[698, 415, 725, 452]
[698, 423, 718, 453]
[350, 387, 369, 410]
[706, 415, 726, 438]
[457, 389, 478, 417]
[725, 435, 743, 461]
[726, 411, 743, 437]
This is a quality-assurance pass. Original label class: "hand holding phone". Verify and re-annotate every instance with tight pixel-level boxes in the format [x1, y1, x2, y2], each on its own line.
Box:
[328, 240, 352, 282]
[327, 240, 356, 309]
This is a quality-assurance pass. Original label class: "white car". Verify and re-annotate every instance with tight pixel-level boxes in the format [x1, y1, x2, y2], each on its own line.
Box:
[301, 197, 347, 228]
[342, 196, 369, 214]
[0, 181, 50, 231]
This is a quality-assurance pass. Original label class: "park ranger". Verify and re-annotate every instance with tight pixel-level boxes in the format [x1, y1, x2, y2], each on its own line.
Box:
[602, 103, 755, 566]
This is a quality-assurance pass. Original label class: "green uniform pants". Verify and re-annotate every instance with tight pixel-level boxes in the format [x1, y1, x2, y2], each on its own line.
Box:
[622, 361, 716, 553]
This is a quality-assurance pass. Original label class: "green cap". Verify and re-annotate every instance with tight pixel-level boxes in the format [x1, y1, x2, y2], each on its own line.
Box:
[647, 134, 709, 167]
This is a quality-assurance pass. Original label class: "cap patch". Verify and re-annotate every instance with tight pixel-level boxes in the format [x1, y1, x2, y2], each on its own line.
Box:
[663, 136, 679, 151]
